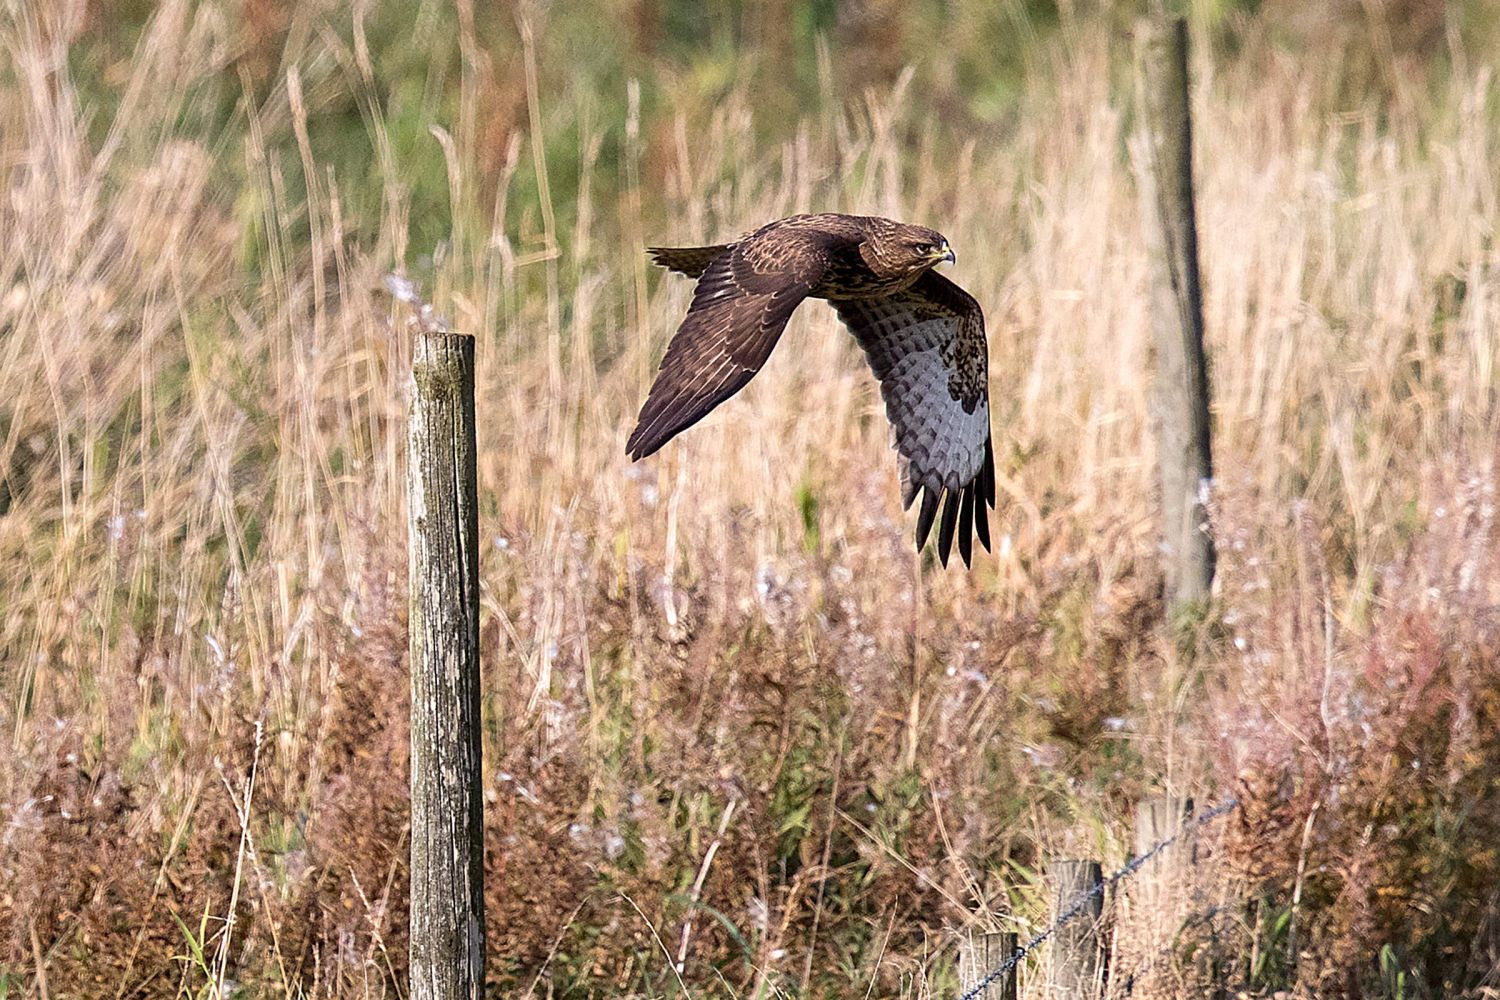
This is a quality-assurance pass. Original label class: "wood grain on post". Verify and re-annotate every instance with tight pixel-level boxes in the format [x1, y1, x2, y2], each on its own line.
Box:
[960, 930, 1018, 1000]
[1133, 796, 1194, 914]
[1134, 16, 1216, 609]
[1134, 796, 1193, 859]
[408, 332, 486, 1000]
[1049, 859, 1106, 999]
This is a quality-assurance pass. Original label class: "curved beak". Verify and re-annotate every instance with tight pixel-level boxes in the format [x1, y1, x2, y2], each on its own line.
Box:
[934, 241, 955, 265]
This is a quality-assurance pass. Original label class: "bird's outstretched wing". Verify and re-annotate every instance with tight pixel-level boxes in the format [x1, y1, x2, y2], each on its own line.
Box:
[832, 270, 996, 567]
[627, 228, 844, 460]
[646, 244, 730, 279]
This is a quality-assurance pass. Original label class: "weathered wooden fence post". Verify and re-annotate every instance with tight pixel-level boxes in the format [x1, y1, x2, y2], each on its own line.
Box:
[1133, 796, 1194, 913]
[408, 331, 486, 999]
[1049, 859, 1106, 998]
[1117, 797, 1198, 994]
[960, 930, 1018, 1000]
[1135, 796, 1193, 863]
[1134, 16, 1216, 609]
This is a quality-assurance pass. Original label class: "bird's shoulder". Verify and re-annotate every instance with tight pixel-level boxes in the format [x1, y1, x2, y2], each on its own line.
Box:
[723, 215, 866, 282]
[746, 213, 884, 245]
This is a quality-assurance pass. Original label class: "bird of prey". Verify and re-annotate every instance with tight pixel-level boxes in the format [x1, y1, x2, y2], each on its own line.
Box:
[627, 213, 996, 568]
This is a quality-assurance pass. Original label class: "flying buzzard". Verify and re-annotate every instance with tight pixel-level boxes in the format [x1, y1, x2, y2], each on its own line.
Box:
[627, 213, 996, 568]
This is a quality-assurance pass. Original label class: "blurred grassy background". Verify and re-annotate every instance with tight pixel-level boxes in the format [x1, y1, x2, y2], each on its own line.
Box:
[3, 0, 1500, 998]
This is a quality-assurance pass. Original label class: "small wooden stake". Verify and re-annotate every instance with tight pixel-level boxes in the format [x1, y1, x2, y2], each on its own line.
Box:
[960, 930, 1018, 1000]
[1134, 796, 1194, 859]
[1049, 859, 1106, 999]
[1133, 796, 1194, 916]
[408, 332, 486, 1000]
[1135, 15, 1217, 610]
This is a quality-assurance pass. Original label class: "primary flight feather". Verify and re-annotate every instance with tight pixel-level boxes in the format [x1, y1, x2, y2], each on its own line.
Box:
[628, 213, 996, 568]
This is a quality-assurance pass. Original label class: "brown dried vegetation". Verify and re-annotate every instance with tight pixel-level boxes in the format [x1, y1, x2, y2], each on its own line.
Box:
[2, 2, 1500, 998]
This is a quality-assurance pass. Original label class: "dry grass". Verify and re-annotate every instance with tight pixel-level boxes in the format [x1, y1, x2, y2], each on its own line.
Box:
[1, 2, 1499, 998]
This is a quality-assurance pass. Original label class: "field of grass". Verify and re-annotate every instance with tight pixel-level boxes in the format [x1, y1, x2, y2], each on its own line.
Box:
[3, 1, 1500, 997]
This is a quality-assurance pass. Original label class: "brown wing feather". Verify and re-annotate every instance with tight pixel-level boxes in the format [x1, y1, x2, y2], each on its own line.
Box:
[627, 227, 845, 460]
[832, 270, 995, 567]
[647, 244, 731, 278]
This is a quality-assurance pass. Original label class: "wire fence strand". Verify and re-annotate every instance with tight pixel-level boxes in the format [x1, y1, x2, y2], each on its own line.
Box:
[956, 797, 1240, 1000]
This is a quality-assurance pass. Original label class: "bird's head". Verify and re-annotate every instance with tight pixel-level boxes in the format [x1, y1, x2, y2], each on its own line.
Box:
[889, 225, 956, 274]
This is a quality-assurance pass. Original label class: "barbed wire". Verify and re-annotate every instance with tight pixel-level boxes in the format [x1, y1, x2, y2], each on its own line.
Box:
[956, 797, 1240, 1000]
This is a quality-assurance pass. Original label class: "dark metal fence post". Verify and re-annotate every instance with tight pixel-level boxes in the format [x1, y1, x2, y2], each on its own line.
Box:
[408, 331, 486, 1000]
[1135, 15, 1217, 610]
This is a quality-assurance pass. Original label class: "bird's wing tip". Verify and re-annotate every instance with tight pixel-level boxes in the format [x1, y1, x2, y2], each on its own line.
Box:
[625, 428, 665, 462]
